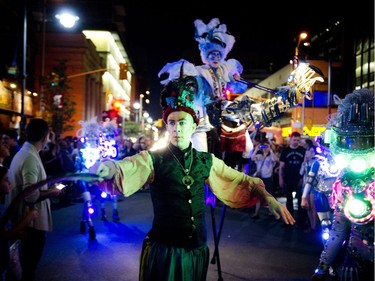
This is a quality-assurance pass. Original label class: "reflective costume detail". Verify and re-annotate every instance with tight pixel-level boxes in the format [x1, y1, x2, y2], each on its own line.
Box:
[302, 152, 341, 244]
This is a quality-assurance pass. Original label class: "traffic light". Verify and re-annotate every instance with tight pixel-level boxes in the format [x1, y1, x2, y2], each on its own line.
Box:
[113, 100, 121, 112]
[119, 63, 128, 80]
[50, 72, 60, 87]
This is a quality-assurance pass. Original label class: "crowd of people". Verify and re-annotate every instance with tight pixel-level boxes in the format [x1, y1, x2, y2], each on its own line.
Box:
[0, 15, 373, 281]
[0, 102, 372, 281]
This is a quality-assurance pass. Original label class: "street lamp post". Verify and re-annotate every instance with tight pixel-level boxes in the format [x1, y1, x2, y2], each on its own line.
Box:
[20, 3, 27, 137]
[40, 0, 47, 118]
[294, 32, 308, 132]
[39, 7, 79, 119]
[133, 102, 140, 123]
[139, 94, 144, 132]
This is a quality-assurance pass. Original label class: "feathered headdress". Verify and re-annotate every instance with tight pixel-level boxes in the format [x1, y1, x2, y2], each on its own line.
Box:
[159, 61, 199, 125]
[194, 18, 235, 64]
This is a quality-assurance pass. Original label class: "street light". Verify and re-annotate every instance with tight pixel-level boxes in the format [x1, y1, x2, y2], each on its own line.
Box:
[133, 102, 140, 123]
[39, 4, 79, 118]
[55, 12, 80, 28]
[293, 32, 308, 70]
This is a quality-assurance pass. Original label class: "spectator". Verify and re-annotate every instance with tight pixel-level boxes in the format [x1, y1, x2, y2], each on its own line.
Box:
[118, 138, 137, 159]
[270, 137, 282, 197]
[8, 118, 63, 281]
[250, 141, 279, 219]
[0, 165, 38, 281]
[133, 136, 151, 153]
[245, 134, 261, 176]
[2, 129, 20, 169]
[278, 131, 306, 228]
[57, 140, 76, 174]
[0, 143, 10, 167]
[40, 142, 61, 177]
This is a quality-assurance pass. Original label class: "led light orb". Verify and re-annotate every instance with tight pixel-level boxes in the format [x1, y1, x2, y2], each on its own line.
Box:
[101, 191, 108, 199]
[87, 201, 95, 215]
[322, 228, 330, 241]
[350, 157, 367, 173]
[346, 198, 370, 218]
[334, 154, 348, 170]
[370, 155, 375, 169]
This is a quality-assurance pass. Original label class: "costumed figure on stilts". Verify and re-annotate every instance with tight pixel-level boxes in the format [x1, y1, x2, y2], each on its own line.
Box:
[158, 17, 325, 280]
[75, 117, 120, 239]
[158, 19, 249, 279]
[311, 88, 374, 281]
[193, 17, 247, 164]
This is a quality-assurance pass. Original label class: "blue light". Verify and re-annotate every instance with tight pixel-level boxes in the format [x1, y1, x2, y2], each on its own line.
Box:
[322, 228, 330, 240]
[88, 206, 95, 215]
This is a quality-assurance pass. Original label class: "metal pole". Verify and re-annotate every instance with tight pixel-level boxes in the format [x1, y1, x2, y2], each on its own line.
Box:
[301, 95, 305, 132]
[327, 58, 331, 116]
[294, 33, 307, 134]
[40, 0, 46, 118]
[20, 2, 27, 137]
[139, 94, 144, 132]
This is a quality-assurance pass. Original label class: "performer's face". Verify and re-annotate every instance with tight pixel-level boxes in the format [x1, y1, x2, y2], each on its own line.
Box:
[166, 111, 197, 150]
[207, 51, 222, 68]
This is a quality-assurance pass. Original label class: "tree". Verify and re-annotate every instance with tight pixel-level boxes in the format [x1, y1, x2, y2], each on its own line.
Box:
[42, 60, 76, 137]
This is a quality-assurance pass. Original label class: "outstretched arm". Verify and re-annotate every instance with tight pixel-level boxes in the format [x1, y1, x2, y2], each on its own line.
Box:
[89, 151, 154, 197]
[208, 155, 295, 225]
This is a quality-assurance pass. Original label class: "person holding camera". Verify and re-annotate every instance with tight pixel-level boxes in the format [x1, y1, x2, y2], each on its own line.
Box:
[250, 141, 279, 219]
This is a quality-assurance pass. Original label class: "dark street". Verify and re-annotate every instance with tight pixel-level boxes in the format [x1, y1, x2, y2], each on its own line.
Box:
[35, 191, 323, 281]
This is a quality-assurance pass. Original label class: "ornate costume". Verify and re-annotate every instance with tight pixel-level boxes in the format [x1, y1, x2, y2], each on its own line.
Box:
[302, 149, 341, 242]
[312, 89, 374, 281]
[98, 145, 265, 280]
[90, 68, 296, 281]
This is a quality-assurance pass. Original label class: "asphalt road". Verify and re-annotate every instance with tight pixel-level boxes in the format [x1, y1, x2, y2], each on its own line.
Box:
[35, 191, 323, 281]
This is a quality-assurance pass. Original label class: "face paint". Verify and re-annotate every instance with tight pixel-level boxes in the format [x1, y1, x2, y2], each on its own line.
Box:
[207, 51, 222, 61]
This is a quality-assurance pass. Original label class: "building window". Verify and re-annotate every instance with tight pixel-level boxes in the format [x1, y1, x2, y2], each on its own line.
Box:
[355, 36, 374, 91]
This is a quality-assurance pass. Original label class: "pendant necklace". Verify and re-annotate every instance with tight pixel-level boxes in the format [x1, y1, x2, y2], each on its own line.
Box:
[168, 147, 194, 188]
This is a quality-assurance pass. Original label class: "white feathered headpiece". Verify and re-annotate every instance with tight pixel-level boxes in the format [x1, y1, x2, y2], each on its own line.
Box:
[158, 59, 199, 85]
[194, 18, 235, 64]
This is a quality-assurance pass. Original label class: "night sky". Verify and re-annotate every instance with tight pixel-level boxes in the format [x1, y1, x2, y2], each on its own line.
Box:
[120, 0, 359, 119]
[0, 0, 372, 121]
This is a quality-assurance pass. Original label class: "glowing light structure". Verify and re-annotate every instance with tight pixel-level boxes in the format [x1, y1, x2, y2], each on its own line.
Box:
[74, 116, 120, 239]
[77, 117, 119, 169]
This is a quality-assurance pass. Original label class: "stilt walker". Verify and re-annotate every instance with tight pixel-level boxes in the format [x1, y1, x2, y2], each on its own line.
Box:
[157, 18, 324, 280]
